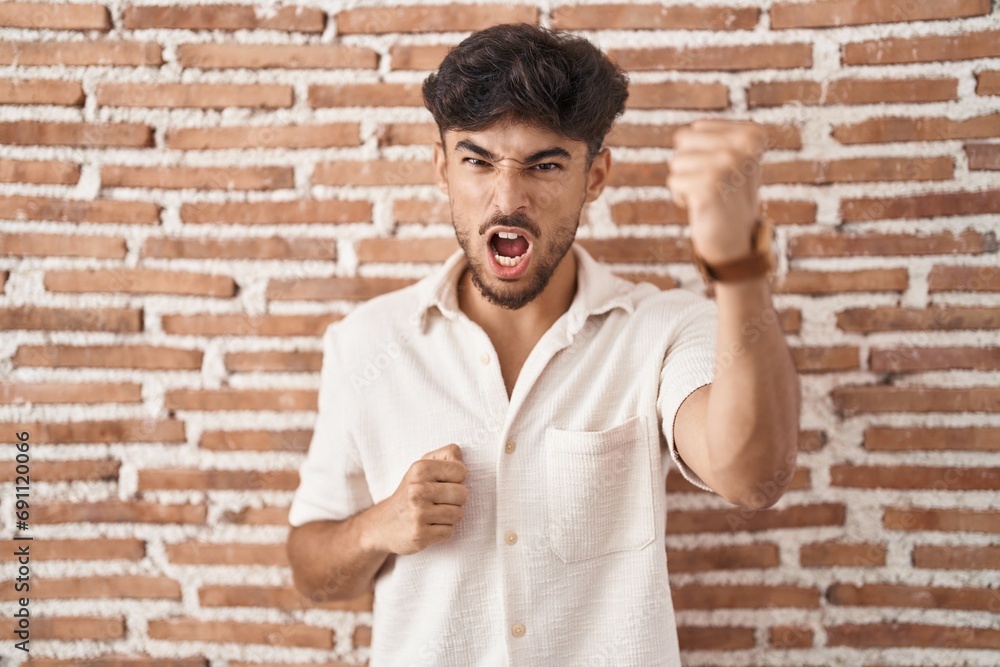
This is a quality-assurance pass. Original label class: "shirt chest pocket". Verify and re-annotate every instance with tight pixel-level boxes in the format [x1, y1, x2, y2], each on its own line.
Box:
[543, 414, 656, 563]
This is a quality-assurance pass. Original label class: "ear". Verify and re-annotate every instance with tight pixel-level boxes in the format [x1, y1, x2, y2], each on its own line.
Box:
[584, 147, 612, 203]
[433, 140, 449, 196]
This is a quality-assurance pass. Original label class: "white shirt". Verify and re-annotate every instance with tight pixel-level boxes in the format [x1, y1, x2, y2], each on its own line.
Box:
[289, 242, 719, 666]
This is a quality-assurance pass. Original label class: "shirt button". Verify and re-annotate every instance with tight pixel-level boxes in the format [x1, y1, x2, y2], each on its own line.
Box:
[479, 352, 491, 365]
[511, 622, 525, 638]
[504, 439, 516, 454]
[504, 531, 518, 545]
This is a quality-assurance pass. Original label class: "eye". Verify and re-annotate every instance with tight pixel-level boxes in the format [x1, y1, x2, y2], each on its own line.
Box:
[462, 157, 490, 167]
[531, 163, 562, 172]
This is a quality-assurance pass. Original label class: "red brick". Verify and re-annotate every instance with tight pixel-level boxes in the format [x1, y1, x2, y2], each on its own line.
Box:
[314, 160, 435, 186]
[164, 388, 316, 412]
[199, 429, 312, 452]
[800, 541, 887, 567]
[123, 5, 325, 32]
[827, 622, 1000, 649]
[798, 429, 827, 452]
[627, 82, 729, 109]
[0, 2, 110, 30]
[775, 269, 907, 294]
[3, 459, 118, 482]
[166, 541, 289, 566]
[161, 313, 340, 337]
[0, 575, 179, 600]
[616, 272, 678, 291]
[830, 464, 1000, 490]
[102, 165, 293, 190]
[666, 544, 779, 572]
[844, 29, 1000, 65]
[389, 44, 453, 70]
[143, 236, 337, 261]
[578, 238, 690, 264]
[309, 83, 424, 107]
[16, 344, 202, 370]
[147, 618, 331, 648]
[668, 503, 845, 534]
[1, 232, 124, 258]
[842, 189, 1000, 222]
[0, 538, 144, 561]
[764, 156, 953, 184]
[356, 237, 459, 264]
[913, 544, 1000, 569]
[45, 268, 236, 297]
[929, 265, 1000, 292]
[772, 0, 989, 28]
[377, 122, 438, 147]
[832, 385, 1000, 415]
[865, 426, 1000, 452]
[27, 659, 206, 667]
[392, 198, 451, 225]
[139, 468, 299, 491]
[770, 625, 813, 649]
[0, 382, 140, 405]
[354, 625, 373, 648]
[966, 142, 1000, 170]
[608, 122, 801, 150]
[978, 71, 1000, 96]
[677, 626, 756, 651]
[178, 43, 376, 70]
[34, 616, 124, 640]
[0, 159, 78, 185]
[0, 195, 159, 225]
[830, 583, 1000, 611]
[673, 584, 820, 609]
[336, 4, 537, 33]
[199, 584, 371, 611]
[749, 77, 957, 107]
[871, 346, 1000, 372]
[790, 345, 859, 373]
[0, 40, 162, 66]
[0, 307, 142, 332]
[607, 162, 669, 187]
[223, 506, 290, 525]
[0, 120, 152, 147]
[34, 501, 206, 524]
[885, 507, 1000, 534]
[166, 123, 361, 150]
[837, 306, 1000, 332]
[268, 276, 416, 302]
[181, 200, 370, 225]
[613, 199, 814, 226]
[0, 79, 84, 105]
[1, 419, 184, 444]
[97, 83, 293, 109]
[790, 229, 994, 257]
[553, 4, 759, 30]
[609, 43, 811, 71]
[833, 113, 1000, 144]
[224, 350, 322, 372]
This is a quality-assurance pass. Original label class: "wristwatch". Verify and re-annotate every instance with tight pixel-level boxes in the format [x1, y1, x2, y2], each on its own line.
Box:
[691, 217, 775, 283]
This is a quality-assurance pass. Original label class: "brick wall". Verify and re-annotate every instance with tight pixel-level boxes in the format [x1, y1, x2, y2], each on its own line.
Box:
[0, 0, 998, 665]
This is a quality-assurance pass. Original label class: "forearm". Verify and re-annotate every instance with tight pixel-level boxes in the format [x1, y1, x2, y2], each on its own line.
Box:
[706, 276, 800, 502]
[287, 501, 392, 602]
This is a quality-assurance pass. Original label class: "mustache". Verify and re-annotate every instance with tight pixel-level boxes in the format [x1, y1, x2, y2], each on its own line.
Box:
[479, 211, 541, 239]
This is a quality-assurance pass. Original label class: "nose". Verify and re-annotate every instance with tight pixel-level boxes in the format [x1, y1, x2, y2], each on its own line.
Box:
[491, 163, 531, 216]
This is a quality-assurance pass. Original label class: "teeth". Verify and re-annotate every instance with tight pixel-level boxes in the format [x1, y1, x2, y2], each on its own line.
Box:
[494, 252, 526, 267]
[496, 231, 522, 239]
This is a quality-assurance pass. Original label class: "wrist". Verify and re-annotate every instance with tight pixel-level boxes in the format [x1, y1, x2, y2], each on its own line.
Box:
[356, 502, 389, 555]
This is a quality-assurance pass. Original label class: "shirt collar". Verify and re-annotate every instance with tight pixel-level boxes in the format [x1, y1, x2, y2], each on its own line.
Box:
[414, 242, 636, 337]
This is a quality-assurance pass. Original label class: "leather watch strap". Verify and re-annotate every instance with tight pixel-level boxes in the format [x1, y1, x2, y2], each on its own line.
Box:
[691, 218, 775, 283]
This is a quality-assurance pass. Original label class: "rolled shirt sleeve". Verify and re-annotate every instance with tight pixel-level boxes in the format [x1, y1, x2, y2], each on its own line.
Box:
[288, 321, 373, 527]
[657, 296, 718, 493]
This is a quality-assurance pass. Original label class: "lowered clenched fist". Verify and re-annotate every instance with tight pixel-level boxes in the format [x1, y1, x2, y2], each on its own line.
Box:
[666, 119, 767, 266]
[371, 443, 469, 556]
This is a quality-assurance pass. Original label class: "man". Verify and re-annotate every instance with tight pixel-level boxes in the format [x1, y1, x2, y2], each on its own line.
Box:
[287, 23, 799, 666]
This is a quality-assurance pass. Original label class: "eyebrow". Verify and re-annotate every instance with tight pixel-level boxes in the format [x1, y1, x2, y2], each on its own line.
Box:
[453, 139, 572, 164]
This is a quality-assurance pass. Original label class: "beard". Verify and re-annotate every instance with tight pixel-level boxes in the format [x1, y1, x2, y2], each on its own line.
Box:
[453, 205, 580, 310]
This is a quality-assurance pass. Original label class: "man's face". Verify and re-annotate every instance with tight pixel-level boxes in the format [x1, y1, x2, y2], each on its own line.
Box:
[432, 122, 611, 310]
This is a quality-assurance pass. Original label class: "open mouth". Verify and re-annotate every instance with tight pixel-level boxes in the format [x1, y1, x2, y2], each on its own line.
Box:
[486, 229, 533, 279]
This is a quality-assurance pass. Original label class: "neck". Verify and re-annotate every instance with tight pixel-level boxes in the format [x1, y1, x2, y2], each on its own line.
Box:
[458, 247, 578, 338]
